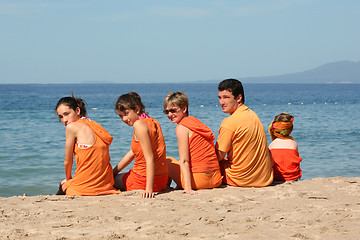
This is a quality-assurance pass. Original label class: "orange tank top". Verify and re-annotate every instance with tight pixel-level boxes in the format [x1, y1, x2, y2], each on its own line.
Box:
[64, 118, 119, 196]
[179, 116, 220, 173]
[131, 118, 168, 176]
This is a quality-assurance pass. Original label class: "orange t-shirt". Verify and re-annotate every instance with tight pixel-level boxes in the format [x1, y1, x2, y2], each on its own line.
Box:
[179, 116, 220, 173]
[63, 118, 120, 196]
[270, 148, 302, 181]
[131, 118, 168, 176]
[216, 105, 273, 187]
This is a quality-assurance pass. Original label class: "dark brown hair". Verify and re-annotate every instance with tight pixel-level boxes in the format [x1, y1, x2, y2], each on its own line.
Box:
[114, 92, 146, 114]
[273, 113, 294, 122]
[218, 78, 245, 103]
[55, 94, 87, 118]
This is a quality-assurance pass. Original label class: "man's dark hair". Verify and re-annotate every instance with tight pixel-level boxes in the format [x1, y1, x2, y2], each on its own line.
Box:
[218, 78, 245, 103]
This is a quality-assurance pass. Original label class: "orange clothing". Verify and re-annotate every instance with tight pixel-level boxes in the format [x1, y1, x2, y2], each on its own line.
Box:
[180, 170, 222, 190]
[63, 118, 120, 196]
[216, 105, 273, 187]
[219, 160, 237, 186]
[123, 169, 168, 192]
[178, 116, 220, 172]
[167, 156, 222, 190]
[128, 118, 168, 190]
[270, 148, 302, 181]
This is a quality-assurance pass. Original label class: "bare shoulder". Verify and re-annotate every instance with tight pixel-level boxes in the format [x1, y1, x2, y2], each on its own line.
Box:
[134, 119, 148, 128]
[133, 119, 149, 134]
[269, 138, 298, 151]
[176, 124, 189, 132]
[176, 124, 190, 138]
[65, 122, 81, 132]
[64, 122, 83, 140]
[66, 121, 92, 135]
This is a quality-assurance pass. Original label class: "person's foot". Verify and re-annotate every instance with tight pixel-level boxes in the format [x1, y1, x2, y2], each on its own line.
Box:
[56, 183, 66, 195]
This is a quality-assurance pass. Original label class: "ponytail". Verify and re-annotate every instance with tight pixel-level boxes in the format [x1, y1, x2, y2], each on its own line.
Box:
[55, 93, 87, 118]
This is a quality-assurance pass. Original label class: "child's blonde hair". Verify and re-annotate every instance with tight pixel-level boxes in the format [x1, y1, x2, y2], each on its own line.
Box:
[163, 91, 189, 114]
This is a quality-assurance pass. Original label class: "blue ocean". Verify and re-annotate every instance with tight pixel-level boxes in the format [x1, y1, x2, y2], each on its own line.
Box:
[0, 83, 359, 197]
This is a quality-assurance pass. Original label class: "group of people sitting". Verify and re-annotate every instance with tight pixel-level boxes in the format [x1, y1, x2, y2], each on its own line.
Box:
[55, 78, 302, 198]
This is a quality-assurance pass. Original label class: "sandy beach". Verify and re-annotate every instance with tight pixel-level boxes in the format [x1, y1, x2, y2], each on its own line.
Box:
[1, 177, 359, 240]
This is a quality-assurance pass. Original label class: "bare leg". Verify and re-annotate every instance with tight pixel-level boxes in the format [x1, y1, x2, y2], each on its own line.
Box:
[56, 182, 66, 195]
[166, 157, 182, 188]
[114, 173, 126, 191]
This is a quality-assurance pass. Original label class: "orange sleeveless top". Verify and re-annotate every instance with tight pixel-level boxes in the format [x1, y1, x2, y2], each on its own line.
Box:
[131, 118, 168, 176]
[179, 116, 220, 173]
[63, 118, 120, 196]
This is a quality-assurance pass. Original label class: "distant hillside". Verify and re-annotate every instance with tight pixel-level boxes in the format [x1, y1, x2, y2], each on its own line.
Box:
[239, 60, 360, 84]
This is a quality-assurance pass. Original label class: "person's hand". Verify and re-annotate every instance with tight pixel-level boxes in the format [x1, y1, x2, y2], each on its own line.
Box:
[182, 189, 198, 194]
[141, 191, 155, 198]
[60, 179, 67, 185]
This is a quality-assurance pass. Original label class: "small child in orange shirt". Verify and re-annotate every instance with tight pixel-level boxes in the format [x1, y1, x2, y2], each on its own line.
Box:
[268, 113, 302, 181]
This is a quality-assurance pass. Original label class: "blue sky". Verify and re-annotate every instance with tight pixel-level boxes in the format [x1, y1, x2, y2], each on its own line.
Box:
[1, 0, 359, 84]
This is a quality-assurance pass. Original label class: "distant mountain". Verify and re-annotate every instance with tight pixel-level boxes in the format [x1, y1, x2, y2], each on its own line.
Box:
[238, 60, 360, 84]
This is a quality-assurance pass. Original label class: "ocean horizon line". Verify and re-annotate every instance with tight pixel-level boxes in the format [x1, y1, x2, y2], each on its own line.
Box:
[1, 82, 359, 85]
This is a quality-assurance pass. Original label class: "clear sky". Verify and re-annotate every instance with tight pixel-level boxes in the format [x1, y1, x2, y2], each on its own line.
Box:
[1, 0, 359, 84]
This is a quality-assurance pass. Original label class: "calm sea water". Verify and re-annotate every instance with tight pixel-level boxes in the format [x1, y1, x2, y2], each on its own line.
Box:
[0, 83, 359, 197]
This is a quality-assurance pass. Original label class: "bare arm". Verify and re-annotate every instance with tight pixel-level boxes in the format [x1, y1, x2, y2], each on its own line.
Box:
[134, 120, 155, 198]
[176, 124, 195, 194]
[113, 149, 135, 175]
[215, 148, 227, 162]
[64, 123, 77, 181]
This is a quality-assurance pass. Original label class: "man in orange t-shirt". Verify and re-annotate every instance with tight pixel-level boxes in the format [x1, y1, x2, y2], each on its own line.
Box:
[216, 79, 273, 187]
